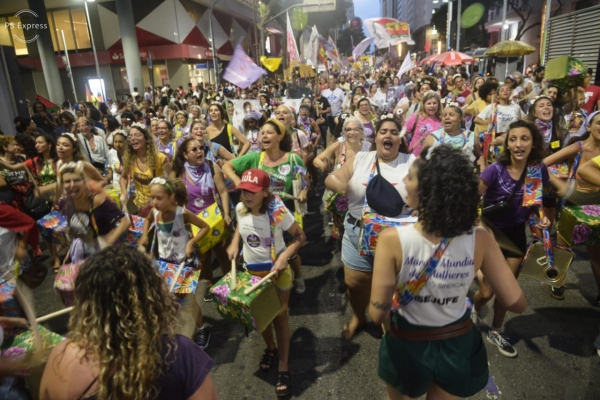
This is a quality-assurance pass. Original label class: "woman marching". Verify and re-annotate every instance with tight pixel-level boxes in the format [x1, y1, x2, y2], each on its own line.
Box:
[40, 246, 218, 399]
[206, 102, 250, 156]
[543, 111, 600, 301]
[325, 116, 414, 340]
[105, 129, 127, 206]
[183, 119, 235, 167]
[138, 177, 211, 348]
[226, 169, 306, 397]
[173, 110, 190, 139]
[371, 145, 526, 400]
[354, 97, 377, 144]
[119, 124, 171, 217]
[474, 120, 552, 357]
[172, 137, 232, 299]
[403, 91, 443, 156]
[155, 120, 178, 159]
[222, 118, 308, 294]
[423, 105, 482, 167]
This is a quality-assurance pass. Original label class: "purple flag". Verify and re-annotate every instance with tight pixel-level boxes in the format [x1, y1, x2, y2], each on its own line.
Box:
[222, 43, 266, 89]
[352, 37, 374, 62]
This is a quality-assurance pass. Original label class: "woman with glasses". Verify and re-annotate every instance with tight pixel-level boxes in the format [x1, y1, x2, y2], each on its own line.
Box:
[155, 120, 178, 159]
[183, 119, 234, 167]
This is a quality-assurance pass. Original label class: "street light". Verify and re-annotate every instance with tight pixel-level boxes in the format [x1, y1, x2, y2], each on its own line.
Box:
[83, 0, 103, 97]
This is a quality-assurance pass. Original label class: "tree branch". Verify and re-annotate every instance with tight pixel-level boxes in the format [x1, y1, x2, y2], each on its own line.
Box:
[551, 0, 563, 17]
[516, 22, 541, 40]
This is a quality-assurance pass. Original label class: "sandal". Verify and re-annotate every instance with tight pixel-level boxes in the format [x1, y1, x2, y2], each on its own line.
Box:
[259, 348, 277, 372]
[276, 371, 292, 397]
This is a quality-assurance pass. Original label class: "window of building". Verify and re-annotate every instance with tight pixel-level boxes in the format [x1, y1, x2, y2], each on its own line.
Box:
[70, 9, 90, 50]
[0, 17, 12, 47]
[51, 10, 76, 51]
[6, 16, 29, 56]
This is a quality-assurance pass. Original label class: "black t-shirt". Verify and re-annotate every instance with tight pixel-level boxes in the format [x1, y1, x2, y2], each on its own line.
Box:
[315, 96, 331, 133]
[32, 112, 56, 134]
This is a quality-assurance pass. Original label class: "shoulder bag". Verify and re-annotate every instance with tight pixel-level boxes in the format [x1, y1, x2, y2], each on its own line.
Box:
[481, 166, 527, 221]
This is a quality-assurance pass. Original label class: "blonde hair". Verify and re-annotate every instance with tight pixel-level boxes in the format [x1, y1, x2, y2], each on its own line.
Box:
[123, 126, 161, 176]
[418, 91, 443, 120]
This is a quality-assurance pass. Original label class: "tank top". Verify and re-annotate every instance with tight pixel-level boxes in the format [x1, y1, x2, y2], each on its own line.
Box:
[155, 139, 177, 158]
[395, 225, 475, 327]
[154, 207, 189, 263]
[211, 124, 233, 154]
[183, 172, 215, 214]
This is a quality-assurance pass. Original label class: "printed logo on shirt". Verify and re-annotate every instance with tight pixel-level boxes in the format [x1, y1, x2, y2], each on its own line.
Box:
[247, 234, 261, 248]
[278, 165, 291, 175]
[194, 198, 205, 208]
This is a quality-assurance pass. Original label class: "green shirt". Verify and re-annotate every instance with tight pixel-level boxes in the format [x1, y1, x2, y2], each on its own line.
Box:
[231, 152, 305, 198]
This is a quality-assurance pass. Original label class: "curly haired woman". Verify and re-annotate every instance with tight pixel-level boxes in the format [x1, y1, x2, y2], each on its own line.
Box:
[40, 246, 218, 400]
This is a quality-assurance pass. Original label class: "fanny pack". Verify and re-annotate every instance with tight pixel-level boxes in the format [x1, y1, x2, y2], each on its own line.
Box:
[366, 155, 404, 217]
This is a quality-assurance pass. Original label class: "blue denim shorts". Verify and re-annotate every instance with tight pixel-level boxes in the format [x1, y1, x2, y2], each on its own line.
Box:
[341, 214, 374, 272]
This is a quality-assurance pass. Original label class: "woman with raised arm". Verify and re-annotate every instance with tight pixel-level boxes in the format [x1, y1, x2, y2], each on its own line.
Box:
[403, 91, 443, 156]
[371, 145, 526, 400]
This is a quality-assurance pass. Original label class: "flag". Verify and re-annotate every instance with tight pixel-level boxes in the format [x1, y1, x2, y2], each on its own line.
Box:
[317, 40, 328, 67]
[35, 95, 59, 112]
[389, 45, 398, 62]
[352, 37, 374, 62]
[260, 56, 282, 72]
[327, 36, 342, 65]
[397, 51, 412, 78]
[351, 35, 355, 51]
[375, 54, 386, 68]
[223, 43, 266, 89]
[286, 13, 300, 63]
[365, 18, 414, 49]
[308, 25, 320, 66]
[429, 61, 437, 75]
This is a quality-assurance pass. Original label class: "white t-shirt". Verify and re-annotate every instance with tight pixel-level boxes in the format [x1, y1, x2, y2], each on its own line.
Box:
[77, 133, 108, 165]
[346, 151, 415, 218]
[107, 149, 123, 192]
[322, 88, 345, 117]
[236, 202, 295, 265]
[291, 129, 310, 152]
[477, 103, 525, 133]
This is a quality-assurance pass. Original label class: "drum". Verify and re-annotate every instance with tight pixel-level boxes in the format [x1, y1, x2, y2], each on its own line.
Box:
[520, 238, 574, 288]
[557, 205, 600, 247]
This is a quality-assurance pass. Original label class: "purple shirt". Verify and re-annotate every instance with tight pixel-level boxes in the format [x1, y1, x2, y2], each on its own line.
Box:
[480, 162, 549, 228]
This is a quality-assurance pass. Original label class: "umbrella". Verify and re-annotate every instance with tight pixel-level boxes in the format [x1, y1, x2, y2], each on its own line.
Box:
[430, 50, 474, 66]
[485, 40, 535, 57]
[485, 40, 536, 79]
[419, 53, 438, 66]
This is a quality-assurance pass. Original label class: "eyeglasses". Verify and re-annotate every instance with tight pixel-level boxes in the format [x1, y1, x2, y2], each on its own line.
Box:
[129, 133, 144, 139]
[186, 146, 203, 153]
[345, 127, 362, 132]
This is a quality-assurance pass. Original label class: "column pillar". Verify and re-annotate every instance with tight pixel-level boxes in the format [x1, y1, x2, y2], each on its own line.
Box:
[115, 0, 144, 94]
[28, 0, 65, 104]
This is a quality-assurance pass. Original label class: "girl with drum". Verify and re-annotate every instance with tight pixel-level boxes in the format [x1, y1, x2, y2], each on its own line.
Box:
[371, 145, 526, 400]
[226, 168, 306, 397]
[223, 118, 308, 294]
[138, 177, 211, 348]
[172, 137, 232, 298]
[475, 120, 551, 357]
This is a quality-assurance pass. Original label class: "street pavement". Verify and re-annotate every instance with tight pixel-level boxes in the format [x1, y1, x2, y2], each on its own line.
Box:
[33, 188, 600, 400]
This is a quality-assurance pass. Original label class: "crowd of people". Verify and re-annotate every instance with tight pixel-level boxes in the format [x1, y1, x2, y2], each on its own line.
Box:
[0, 57, 599, 399]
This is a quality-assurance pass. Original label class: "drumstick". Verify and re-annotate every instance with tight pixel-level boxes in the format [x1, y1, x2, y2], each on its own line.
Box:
[169, 260, 187, 292]
[244, 270, 278, 296]
[36, 307, 73, 323]
[280, 193, 300, 201]
[230, 259, 237, 290]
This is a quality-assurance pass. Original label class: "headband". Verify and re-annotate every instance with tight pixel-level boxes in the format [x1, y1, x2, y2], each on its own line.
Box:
[61, 132, 78, 142]
[266, 118, 286, 138]
[150, 177, 173, 194]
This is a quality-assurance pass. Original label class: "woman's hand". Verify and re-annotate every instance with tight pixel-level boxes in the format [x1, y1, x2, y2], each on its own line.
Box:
[226, 244, 238, 261]
[224, 215, 232, 226]
[138, 235, 148, 252]
[271, 256, 288, 276]
[185, 241, 195, 258]
[298, 189, 308, 204]
[535, 216, 551, 230]
[119, 194, 128, 211]
[0, 317, 29, 330]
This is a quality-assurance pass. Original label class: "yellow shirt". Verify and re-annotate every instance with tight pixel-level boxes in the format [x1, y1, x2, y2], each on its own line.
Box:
[593, 155, 600, 168]
[132, 152, 166, 208]
[465, 98, 489, 135]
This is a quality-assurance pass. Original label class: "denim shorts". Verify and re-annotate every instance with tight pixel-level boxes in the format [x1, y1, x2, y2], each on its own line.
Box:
[341, 214, 374, 272]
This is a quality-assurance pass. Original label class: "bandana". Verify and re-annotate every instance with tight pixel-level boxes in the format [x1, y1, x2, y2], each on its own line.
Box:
[184, 161, 213, 188]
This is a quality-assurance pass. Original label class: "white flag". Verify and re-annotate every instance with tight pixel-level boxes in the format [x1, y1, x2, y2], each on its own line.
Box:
[308, 25, 319, 66]
[352, 37, 374, 62]
[286, 13, 301, 62]
[397, 51, 412, 78]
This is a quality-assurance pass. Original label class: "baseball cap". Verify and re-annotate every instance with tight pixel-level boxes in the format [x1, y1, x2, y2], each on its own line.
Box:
[237, 169, 270, 192]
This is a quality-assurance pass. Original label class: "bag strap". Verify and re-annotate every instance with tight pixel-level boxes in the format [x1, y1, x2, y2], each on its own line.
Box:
[392, 237, 454, 308]
[362, 154, 379, 215]
[506, 166, 528, 204]
[527, 209, 554, 270]
[226, 124, 238, 156]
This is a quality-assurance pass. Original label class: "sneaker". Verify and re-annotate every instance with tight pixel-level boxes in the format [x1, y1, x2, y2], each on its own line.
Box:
[204, 291, 213, 302]
[195, 327, 210, 350]
[487, 330, 517, 358]
[294, 277, 306, 294]
[550, 286, 565, 300]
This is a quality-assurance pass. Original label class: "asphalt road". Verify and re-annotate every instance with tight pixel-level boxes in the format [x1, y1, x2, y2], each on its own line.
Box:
[32, 189, 600, 400]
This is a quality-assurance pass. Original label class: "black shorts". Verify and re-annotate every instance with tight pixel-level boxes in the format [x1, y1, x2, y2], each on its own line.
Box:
[497, 223, 527, 258]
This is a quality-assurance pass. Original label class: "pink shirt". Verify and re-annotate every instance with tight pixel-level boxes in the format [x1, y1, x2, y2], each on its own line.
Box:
[406, 114, 443, 156]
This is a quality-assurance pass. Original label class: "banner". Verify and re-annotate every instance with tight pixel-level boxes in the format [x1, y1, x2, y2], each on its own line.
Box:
[286, 13, 301, 63]
[327, 36, 342, 65]
[364, 18, 414, 49]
